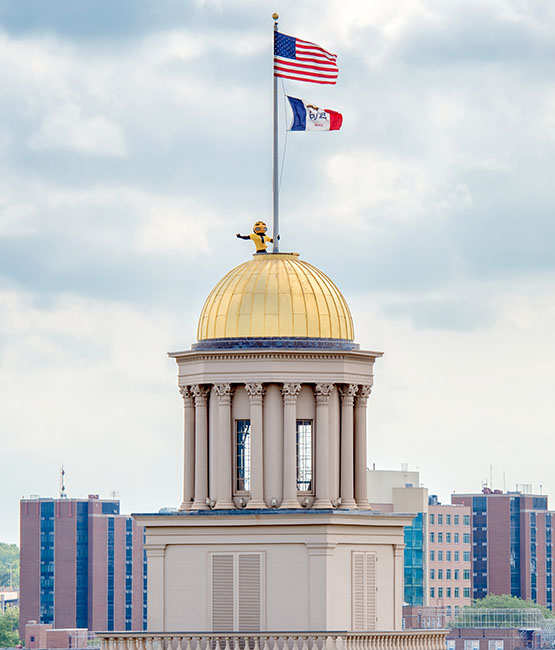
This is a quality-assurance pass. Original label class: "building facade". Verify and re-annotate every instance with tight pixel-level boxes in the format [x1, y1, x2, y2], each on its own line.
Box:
[20, 496, 146, 632]
[428, 502, 472, 611]
[452, 489, 554, 608]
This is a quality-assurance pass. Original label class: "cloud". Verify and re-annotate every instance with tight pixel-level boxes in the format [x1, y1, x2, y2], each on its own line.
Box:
[28, 102, 127, 157]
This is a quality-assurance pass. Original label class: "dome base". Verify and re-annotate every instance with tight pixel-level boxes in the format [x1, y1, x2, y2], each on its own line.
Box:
[191, 337, 359, 351]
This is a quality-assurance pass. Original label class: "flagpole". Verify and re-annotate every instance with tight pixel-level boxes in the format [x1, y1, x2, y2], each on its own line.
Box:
[272, 12, 280, 253]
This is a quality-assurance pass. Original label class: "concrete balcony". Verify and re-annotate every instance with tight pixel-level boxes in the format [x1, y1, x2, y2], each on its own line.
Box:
[96, 630, 448, 650]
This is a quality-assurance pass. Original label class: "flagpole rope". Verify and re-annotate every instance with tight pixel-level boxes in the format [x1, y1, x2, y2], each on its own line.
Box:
[279, 80, 288, 191]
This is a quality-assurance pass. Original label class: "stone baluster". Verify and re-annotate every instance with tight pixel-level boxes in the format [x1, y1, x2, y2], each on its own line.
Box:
[178, 386, 195, 511]
[214, 383, 234, 509]
[280, 383, 302, 509]
[245, 383, 266, 508]
[338, 384, 359, 509]
[354, 385, 372, 508]
[190, 385, 210, 510]
[313, 383, 334, 509]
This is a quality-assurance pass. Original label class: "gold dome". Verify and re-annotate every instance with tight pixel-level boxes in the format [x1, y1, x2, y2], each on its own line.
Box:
[197, 253, 354, 341]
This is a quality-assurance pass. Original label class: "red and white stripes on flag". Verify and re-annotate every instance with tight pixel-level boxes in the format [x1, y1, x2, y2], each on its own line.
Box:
[274, 31, 339, 85]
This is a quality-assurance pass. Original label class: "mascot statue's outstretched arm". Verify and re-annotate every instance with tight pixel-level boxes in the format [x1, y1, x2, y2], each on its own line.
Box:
[236, 220, 273, 253]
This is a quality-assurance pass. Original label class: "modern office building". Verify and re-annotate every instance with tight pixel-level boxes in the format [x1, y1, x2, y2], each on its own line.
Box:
[368, 470, 471, 610]
[428, 500, 472, 610]
[20, 495, 146, 632]
[452, 488, 554, 608]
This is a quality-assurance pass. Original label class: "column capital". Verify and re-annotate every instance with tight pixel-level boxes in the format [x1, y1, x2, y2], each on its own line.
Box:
[190, 384, 210, 406]
[214, 383, 233, 405]
[178, 385, 194, 406]
[356, 385, 372, 406]
[338, 384, 359, 406]
[315, 383, 333, 405]
[281, 382, 301, 404]
[394, 543, 406, 557]
[245, 382, 265, 405]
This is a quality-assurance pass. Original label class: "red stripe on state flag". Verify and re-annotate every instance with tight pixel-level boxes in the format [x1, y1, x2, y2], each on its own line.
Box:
[327, 109, 343, 131]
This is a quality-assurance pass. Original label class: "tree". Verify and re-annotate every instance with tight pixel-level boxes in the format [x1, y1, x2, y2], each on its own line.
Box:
[0, 544, 19, 590]
[0, 606, 21, 647]
[472, 594, 554, 619]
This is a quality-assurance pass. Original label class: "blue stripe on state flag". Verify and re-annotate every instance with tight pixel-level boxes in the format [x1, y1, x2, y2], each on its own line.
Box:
[288, 97, 307, 131]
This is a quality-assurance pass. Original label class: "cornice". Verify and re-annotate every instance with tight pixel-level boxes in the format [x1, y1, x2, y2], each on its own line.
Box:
[169, 349, 383, 364]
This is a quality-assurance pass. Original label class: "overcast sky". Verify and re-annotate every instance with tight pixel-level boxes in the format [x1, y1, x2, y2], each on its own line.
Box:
[1, 0, 555, 544]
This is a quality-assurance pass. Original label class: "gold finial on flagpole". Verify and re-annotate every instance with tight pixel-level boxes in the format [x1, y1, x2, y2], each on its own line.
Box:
[272, 13, 279, 20]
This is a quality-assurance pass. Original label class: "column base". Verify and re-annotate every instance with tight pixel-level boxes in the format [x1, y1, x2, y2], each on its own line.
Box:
[245, 499, 267, 509]
[280, 498, 301, 509]
[356, 499, 372, 510]
[190, 500, 209, 511]
[313, 498, 333, 509]
[178, 501, 192, 511]
[214, 500, 235, 510]
[340, 499, 358, 509]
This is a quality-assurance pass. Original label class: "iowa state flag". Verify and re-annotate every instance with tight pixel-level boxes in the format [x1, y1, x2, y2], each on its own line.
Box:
[287, 96, 343, 132]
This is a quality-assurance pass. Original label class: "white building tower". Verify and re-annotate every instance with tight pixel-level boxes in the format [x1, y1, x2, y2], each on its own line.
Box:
[134, 251, 413, 633]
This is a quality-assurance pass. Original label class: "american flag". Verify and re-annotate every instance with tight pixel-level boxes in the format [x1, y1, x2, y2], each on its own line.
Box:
[274, 31, 339, 85]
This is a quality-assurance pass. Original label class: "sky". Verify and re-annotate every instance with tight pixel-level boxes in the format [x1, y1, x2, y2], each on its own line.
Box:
[1, 0, 555, 544]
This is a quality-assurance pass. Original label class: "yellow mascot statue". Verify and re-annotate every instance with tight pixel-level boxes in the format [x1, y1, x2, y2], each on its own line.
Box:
[236, 221, 274, 253]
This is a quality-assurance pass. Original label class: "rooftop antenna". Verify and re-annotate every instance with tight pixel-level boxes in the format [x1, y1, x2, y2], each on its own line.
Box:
[60, 465, 67, 499]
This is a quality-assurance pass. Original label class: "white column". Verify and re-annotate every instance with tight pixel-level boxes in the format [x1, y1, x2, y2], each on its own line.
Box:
[338, 384, 358, 509]
[313, 383, 333, 509]
[191, 384, 210, 510]
[280, 382, 301, 509]
[214, 383, 234, 509]
[393, 543, 405, 630]
[245, 383, 266, 508]
[145, 544, 166, 631]
[355, 385, 372, 509]
[178, 386, 195, 511]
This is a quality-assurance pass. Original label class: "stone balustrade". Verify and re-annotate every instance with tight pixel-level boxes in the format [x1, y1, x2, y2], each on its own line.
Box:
[96, 630, 448, 650]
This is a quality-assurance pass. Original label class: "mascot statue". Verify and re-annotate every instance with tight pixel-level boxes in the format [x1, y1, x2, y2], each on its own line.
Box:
[236, 221, 274, 253]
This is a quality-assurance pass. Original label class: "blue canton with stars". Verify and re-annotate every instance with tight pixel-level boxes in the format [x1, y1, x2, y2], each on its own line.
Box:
[274, 32, 296, 59]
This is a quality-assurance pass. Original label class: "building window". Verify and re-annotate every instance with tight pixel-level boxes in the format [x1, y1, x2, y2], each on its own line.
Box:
[430, 551, 435, 561]
[438, 515, 443, 525]
[446, 569, 451, 580]
[464, 515, 470, 526]
[455, 551, 460, 561]
[447, 551, 452, 561]
[446, 533, 451, 543]
[447, 515, 451, 525]
[455, 588, 459, 598]
[454, 533, 459, 543]
[454, 515, 459, 525]
[464, 587, 471, 598]
[236, 420, 251, 492]
[438, 588, 443, 598]
[430, 588, 435, 598]
[438, 533, 443, 543]
[430, 532, 435, 543]
[464, 569, 470, 580]
[430, 514, 435, 525]
[430, 569, 435, 579]
[463, 551, 470, 562]
[438, 551, 443, 561]
[296, 420, 313, 492]
[454, 569, 459, 580]
[352, 551, 377, 631]
[438, 569, 443, 579]
[463, 533, 471, 544]
[447, 587, 452, 598]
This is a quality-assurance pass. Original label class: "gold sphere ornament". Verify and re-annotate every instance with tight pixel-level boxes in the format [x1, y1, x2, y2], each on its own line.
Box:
[272, 13, 279, 20]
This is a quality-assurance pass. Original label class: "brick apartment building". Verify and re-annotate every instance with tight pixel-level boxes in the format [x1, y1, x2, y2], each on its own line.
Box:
[20, 495, 146, 632]
[452, 488, 554, 609]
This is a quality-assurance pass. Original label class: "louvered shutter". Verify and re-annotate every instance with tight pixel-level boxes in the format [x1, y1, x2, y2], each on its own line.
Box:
[212, 554, 234, 631]
[365, 552, 377, 630]
[352, 552, 365, 630]
[352, 552, 377, 630]
[238, 554, 261, 630]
